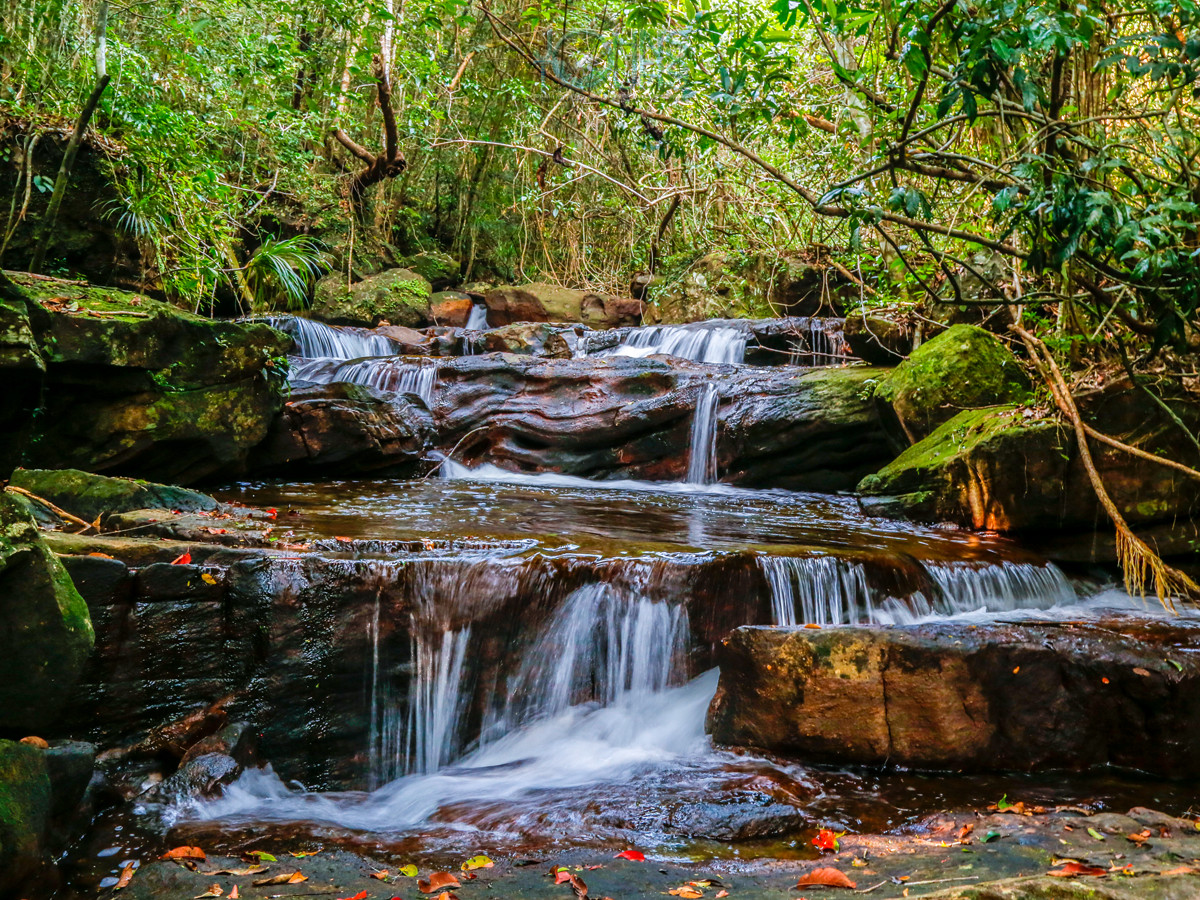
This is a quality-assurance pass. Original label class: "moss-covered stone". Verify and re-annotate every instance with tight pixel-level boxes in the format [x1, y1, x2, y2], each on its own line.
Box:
[0, 493, 94, 731]
[397, 250, 459, 290]
[874, 324, 1031, 443]
[0, 739, 51, 893]
[0, 284, 45, 474]
[311, 267, 432, 327]
[9, 468, 217, 523]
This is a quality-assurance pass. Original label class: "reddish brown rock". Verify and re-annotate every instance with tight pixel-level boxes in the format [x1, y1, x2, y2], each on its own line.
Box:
[428, 291, 475, 327]
[484, 282, 645, 328]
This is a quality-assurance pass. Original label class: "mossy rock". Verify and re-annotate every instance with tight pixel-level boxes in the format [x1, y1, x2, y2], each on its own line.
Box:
[397, 251, 459, 290]
[874, 324, 1031, 444]
[9, 468, 217, 523]
[0, 739, 51, 893]
[311, 267, 432, 328]
[0, 493, 94, 731]
[0, 285, 45, 474]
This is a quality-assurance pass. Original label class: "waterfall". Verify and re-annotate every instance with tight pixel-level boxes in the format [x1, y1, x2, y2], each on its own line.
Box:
[758, 556, 873, 626]
[923, 560, 1076, 613]
[483, 583, 690, 742]
[686, 383, 719, 485]
[611, 324, 748, 364]
[289, 356, 438, 405]
[269, 316, 399, 359]
[466, 304, 489, 330]
[405, 627, 473, 776]
[789, 318, 847, 366]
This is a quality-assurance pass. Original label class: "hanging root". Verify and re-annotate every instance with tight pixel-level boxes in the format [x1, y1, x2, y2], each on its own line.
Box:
[1011, 324, 1199, 609]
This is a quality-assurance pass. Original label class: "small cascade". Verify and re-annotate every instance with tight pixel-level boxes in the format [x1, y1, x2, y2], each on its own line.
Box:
[270, 316, 399, 359]
[612, 324, 749, 364]
[466, 304, 489, 330]
[289, 356, 438, 405]
[789, 318, 848, 366]
[924, 560, 1076, 613]
[483, 583, 690, 742]
[686, 383, 719, 485]
[406, 627, 473, 775]
[759, 556, 873, 626]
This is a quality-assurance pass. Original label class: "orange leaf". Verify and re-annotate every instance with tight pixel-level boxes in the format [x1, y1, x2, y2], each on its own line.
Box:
[1161, 865, 1200, 875]
[418, 872, 461, 893]
[957, 824, 974, 841]
[716, 893, 729, 898]
[1048, 862, 1107, 877]
[614, 850, 645, 861]
[161, 846, 207, 861]
[193, 885, 223, 899]
[434, 893, 460, 900]
[114, 863, 137, 891]
[669, 889, 703, 898]
[229, 888, 239, 900]
[20, 735, 49, 749]
[795, 868, 856, 889]
[253, 872, 308, 886]
[171, 551, 192, 565]
[338, 892, 368, 900]
[555, 871, 573, 885]
[371, 871, 391, 880]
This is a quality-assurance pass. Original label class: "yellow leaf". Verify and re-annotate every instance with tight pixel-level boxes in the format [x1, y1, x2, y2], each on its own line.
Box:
[462, 855, 494, 872]
[202, 573, 218, 585]
[193, 885, 223, 899]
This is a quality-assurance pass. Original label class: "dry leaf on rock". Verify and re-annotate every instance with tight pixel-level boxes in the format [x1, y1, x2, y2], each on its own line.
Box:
[193, 885, 223, 898]
[252, 871, 308, 885]
[1048, 862, 1107, 877]
[795, 867, 856, 889]
[162, 846, 207, 861]
[113, 863, 137, 891]
[418, 871, 461, 893]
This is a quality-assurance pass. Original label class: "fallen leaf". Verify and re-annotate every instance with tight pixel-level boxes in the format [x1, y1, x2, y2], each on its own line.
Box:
[462, 855, 494, 871]
[171, 552, 192, 565]
[555, 871, 573, 885]
[161, 846, 207, 861]
[1102, 677, 1110, 684]
[202, 866, 267, 876]
[399, 864, 419, 877]
[434, 893, 459, 900]
[20, 735, 49, 749]
[230, 887, 239, 900]
[418, 872, 461, 893]
[201, 573, 218, 585]
[614, 850, 645, 861]
[266, 508, 278, 519]
[1133, 667, 1150, 677]
[982, 831, 1001, 843]
[1126, 830, 1152, 844]
[193, 885, 223, 898]
[804, 623, 821, 629]
[371, 870, 391, 880]
[1161, 865, 1200, 875]
[716, 892, 729, 898]
[567, 873, 588, 899]
[957, 823, 975, 841]
[338, 892, 368, 900]
[1087, 827, 1107, 841]
[290, 850, 321, 858]
[812, 829, 844, 853]
[669, 889, 703, 898]
[252, 872, 308, 885]
[1048, 862, 1107, 877]
[585, 865, 604, 871]
[88, 551, 115, 558]
[114, 863, 137, 891]
[795, 868, 856, 889]
[245, 851, 278, 863]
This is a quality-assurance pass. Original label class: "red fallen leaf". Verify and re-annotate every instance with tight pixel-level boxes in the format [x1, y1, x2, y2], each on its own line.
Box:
[812, 829, 843, 852]
[335, 536, 353, 543]
[229, 887, 239, 900]
[266, 508, 278, 519]
[614, 850, 645, 861]
[418, 872, 461, 893]
[1048, 862, 1108, 877]
[716, 893, 729, 898]
[171, 552, 192, 565]
[957, 823, 975, 841]
[795, 868, 856, 889]
[1161, 865, 1200, 875]
[555, 871, 574, 885]
[434, 894, 460, 900]
[584, 865, 604, 870]
[114, 862, 137, 890]
[161, 846, 207, 861]
[338, 892, 368, 900]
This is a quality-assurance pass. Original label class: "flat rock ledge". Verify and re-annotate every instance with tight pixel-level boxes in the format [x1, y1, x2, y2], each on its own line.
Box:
[706, 618, 1200, 777]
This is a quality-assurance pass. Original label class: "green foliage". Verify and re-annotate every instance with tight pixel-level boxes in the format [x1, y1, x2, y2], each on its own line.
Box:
[244, 236, 328, 312]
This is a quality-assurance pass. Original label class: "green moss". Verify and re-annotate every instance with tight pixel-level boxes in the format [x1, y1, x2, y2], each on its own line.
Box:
[0, 739, 51, 889]
[311, 267, 433, 327]
[10, 468, 217, 521]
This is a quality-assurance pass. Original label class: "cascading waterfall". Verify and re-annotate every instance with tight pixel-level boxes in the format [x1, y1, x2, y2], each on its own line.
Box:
[923, 560, 1076, 612]
[789, 318, 847, 366]
[405, 627, 473, 776]
[611, 324, 749, 364]
[759, 556, 873, 626]
[466, 304, 489, 330]
[289, 356, 438, 405]
[686, 383, 719, 485]
[269, 316, 400, 359]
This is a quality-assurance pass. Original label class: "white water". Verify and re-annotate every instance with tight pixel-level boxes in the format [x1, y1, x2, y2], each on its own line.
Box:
[271, 316, 399, 359]
[685, 383, 719, 485]
[440, 458, 744, 495]
[290, 357, 438, 405]
[789, 318, 846, 366]
[759, 556, 873, 626]
[610, 324, 749, 364]
[466, 304, 489, 330]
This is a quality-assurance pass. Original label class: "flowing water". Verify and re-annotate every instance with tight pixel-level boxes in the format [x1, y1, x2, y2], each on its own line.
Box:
[608, 323, 750, 364]
[686, 383, 720, 485]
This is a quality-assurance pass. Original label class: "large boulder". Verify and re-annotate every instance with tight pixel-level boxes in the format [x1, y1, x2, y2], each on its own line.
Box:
[0, 493, 94, 731]
[9, 468, 217, 524]
[397, 250, 460, 290]
[0, 278, 44, 473]
[858, 381, 1200, 537]
[873, 324, 1031, 443]
[311, 267, 432, 328]
[250, 382, 433, 474]
[0, 739, 52, 893]
[429, 291, 475, 327]
[484, 283, 644, 328]
[707, 618, 1200, 777]
[6, 272, 289, 484]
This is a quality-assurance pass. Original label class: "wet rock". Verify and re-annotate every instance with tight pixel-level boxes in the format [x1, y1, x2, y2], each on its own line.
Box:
[708, 617, 1200, 776]
[481, 322, 578, 357]
[666, 796, 809, 841]
[311, 267, 433, 328]
[842, 311, 916, 363]
[434, 356, 890, 489]
[484, 282, 644, 328]
[8, 468, 217, 523]
[43, 741, 96, 821]
[0, 282, 44, 473]
[377, 323, 437, 354]
[858, 381, 1200, 535]
[0, 494, 94, 731]
[250, 381, 433, 475]
[6, 272, 288, 483]
[873, 324, 1031, 444]
[429, 291, 475, 327]
[0, 738, 52, 893]
[152, 751, 242, 803]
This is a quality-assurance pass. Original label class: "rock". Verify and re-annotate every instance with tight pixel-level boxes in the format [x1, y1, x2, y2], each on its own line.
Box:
[842, 311, 916, 363]
[0, 494, 94, 731]
[0, 282, 44, 474]
[9, 468, 217, 523]
[397, 250, 460, 290]
[429, 291, 475, 327]
[311, 267, 433, 327]
[484, 282, 644, 328]
[153, 752, 242, 803]
[646, 251, 855, 323]
[873, 324, 1031, 444]
[0, 739, 51, 893]
[6, 272, 289, 484]
[480, 322, 577, 357]
[250, 382, 433, 474]
[858, 381, 1200, 535]
[43, 741, 95, 821]
[433, 356, 890, 489]
[707, 617, 1200, 776]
